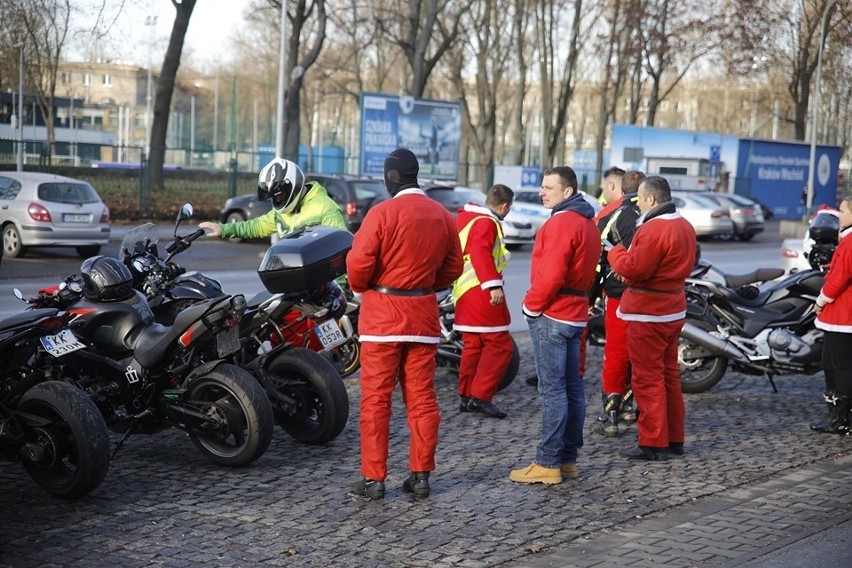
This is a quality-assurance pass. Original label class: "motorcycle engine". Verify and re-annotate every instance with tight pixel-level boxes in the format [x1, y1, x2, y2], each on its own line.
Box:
[767, 328, 820, 364]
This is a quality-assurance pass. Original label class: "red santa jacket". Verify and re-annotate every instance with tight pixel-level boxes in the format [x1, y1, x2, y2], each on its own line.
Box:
[454, 204, 511, 332]
[346, 188, 463, 343]
[816, 226, 852, 333]
[523, 193, 600, 325]
[608, 202, 696, 322]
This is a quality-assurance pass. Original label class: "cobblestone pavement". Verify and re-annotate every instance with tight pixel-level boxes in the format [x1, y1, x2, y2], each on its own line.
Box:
[1, 334, 851, 567]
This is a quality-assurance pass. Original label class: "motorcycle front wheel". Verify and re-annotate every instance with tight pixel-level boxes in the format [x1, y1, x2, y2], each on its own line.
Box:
[267, 347, 349, 445]
[17, 381, 111, 499]
[186, 364, 274, 467]
[678, 320, 728, 394]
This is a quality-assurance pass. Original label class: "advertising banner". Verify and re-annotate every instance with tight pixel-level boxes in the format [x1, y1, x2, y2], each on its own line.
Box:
[360, 93, 461, 180]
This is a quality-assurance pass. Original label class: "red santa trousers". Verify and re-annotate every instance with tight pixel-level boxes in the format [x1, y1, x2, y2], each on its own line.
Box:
[602, 296, 630, 395]
[626, 319, 685, 448]
[457, 331, 514, 402]
[359, 341, 441, 481]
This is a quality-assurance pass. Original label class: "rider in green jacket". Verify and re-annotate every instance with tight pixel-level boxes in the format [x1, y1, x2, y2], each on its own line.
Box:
[199, 157, 347, 240]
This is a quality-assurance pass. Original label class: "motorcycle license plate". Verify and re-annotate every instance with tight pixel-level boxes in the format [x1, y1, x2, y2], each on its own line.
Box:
[314, 319, 347, 350]
[40, 329, 85, 357]
[216, 326, 240, 357]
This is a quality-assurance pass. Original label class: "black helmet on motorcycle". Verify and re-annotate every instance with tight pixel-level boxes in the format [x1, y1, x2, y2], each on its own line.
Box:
[309, 281, 347, 320]
[807, 210, 840, 245]
[257, 157, 307, 214]
[80, 255, 134, 302]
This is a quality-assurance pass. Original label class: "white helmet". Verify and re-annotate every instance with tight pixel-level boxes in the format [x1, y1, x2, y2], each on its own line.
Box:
[257, 158, 307, 213]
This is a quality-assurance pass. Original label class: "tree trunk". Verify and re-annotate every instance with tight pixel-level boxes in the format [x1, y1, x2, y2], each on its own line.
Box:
[149, 0, 196, 192]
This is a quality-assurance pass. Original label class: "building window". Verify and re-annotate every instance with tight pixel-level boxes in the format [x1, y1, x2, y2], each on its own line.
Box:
[102, 75, 112, 86]
[61, 72, 72, 85]
[82, 73, 91, 86]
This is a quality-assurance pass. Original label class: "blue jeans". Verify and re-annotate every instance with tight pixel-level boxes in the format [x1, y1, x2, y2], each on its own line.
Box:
[527, 316, 585, 468]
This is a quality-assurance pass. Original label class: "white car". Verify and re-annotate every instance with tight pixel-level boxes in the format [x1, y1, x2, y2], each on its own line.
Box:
[512, 190, 602, 230]
[422, 185, 538, 249]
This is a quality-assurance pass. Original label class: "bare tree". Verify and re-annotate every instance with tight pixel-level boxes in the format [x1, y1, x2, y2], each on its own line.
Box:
[375, 0, 473, 98]
[534, 0, 585, 167]
[451, 0, 517, 186]
[149, 0, 196, 192]
[780, 0, 848, 140]
[3, 0, 71, 154]
[641, 0, 722, 126]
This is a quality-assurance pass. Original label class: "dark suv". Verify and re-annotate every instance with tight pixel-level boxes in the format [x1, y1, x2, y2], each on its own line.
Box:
[219, 173, 388, 236]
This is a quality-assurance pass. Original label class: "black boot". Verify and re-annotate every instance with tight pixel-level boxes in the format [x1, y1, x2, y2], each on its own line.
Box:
[403, 472, 430, 498]
[835, 396, 852, 436]
[459, 396, 470, 413]
[810, 392, 843, 434]
[602, 393, 622, 437]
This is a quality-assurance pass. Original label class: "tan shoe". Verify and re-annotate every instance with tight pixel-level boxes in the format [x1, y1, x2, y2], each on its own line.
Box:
[560, 464, 580, 479]
[509, 462, 562, 485]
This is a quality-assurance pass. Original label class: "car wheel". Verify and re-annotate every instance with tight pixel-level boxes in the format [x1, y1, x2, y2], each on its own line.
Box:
[2, 224, 27, 258]
[76, 245, 101, 258]
[716, 232, 735, 242]
[224, 211, 246, 243]
[738, 232, 756, 242]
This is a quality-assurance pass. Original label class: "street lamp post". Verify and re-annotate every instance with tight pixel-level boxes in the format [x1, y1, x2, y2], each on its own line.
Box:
[145, 15, 157, 158]
[190, 93, 195, 167]
[275, 1, 289, 158]
[806, 0, 838, 220]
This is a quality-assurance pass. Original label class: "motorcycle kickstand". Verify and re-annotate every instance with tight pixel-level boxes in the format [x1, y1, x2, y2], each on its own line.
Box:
[111, 409, 154, 459]
[767, 375, 778, 394]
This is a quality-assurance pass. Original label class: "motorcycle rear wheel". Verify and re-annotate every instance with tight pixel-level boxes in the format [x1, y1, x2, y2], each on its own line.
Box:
[186, 364, 274, 467]
[678, 320, 728, 393]
[267, 347, 349, 445]
[17, 381, 111, 499]
[437, 335, 519, 392]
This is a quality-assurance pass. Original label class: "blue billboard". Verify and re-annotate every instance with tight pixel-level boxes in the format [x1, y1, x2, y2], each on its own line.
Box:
[360, 93, 461, 180]
[736, 140, 841, 219]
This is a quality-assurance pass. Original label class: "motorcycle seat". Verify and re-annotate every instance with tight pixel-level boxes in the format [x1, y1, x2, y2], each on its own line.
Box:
[723, 268, 785, 289]
[246, 290, 274, 308]
[134, 299, 222, 368]
[0, 308, 60, 332]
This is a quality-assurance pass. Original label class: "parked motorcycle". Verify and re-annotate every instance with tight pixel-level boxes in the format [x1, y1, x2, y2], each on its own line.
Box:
[677, 245, 834, 394]
[436, 290, 519, 391]
[119, 210, 352, 445]
[0, 306, 110, 498]
[22, 264, 275, 467]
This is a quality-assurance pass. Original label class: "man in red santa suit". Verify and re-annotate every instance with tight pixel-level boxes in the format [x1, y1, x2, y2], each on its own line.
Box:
[606, 175, 696, 460]
[453, 184, 515, 419]
[346, 148, 463, 500]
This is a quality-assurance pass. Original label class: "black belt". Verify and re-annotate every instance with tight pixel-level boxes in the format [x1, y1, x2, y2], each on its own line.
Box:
[372, 285, 433, 296]
[558, 287, 587, 297]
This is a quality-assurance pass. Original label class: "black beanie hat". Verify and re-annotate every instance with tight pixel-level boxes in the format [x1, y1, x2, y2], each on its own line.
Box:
[384, 148, 420, 196]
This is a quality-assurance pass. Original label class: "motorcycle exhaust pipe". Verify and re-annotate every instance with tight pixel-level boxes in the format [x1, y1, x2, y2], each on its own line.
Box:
[681, 321, 749, 364]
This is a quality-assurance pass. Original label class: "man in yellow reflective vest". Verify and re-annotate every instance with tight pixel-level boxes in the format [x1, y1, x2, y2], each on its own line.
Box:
[452, 184, 515, 419]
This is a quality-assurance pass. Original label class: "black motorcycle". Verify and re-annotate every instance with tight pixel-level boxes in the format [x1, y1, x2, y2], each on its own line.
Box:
[0, 305, 110, 498]
[119, 209, 351, 445]
[677, 249, 831, 393]
[23, 265, 275, 467]
[436, 290, 519, 391]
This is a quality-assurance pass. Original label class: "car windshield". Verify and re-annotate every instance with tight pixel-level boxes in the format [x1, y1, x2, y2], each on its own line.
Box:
[38, 182, 100, 204]
[454, 190, 486, 206]
[514, 192, 542, 204]
[119, 222, 159, 261]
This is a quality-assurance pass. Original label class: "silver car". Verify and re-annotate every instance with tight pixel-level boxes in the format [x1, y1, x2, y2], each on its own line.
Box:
[0, 172, 111, 258]
[671, 190, 734, 240]
[695, 192, 765, 241]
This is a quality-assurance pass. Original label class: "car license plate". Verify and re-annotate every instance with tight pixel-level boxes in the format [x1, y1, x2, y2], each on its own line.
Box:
[314, 319, 347, 350]
[216, 326, 240, 357]
[63, 213, 90, 223]
[40, 329, 85, 357]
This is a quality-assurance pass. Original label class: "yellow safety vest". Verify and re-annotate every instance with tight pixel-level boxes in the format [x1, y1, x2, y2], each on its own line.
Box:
[452, 215, 510, 303]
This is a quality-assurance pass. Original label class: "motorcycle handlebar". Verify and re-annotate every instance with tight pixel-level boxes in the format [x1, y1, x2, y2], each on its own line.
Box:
[165, 228, 207, 258]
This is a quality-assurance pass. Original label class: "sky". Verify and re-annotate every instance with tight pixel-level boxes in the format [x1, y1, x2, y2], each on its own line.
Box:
[68, 0, 254, 69]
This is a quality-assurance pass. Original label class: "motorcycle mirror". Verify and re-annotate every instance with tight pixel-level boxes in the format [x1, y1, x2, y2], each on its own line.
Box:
[13, 288, 23, 301]
[175, 203, 194, 236]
